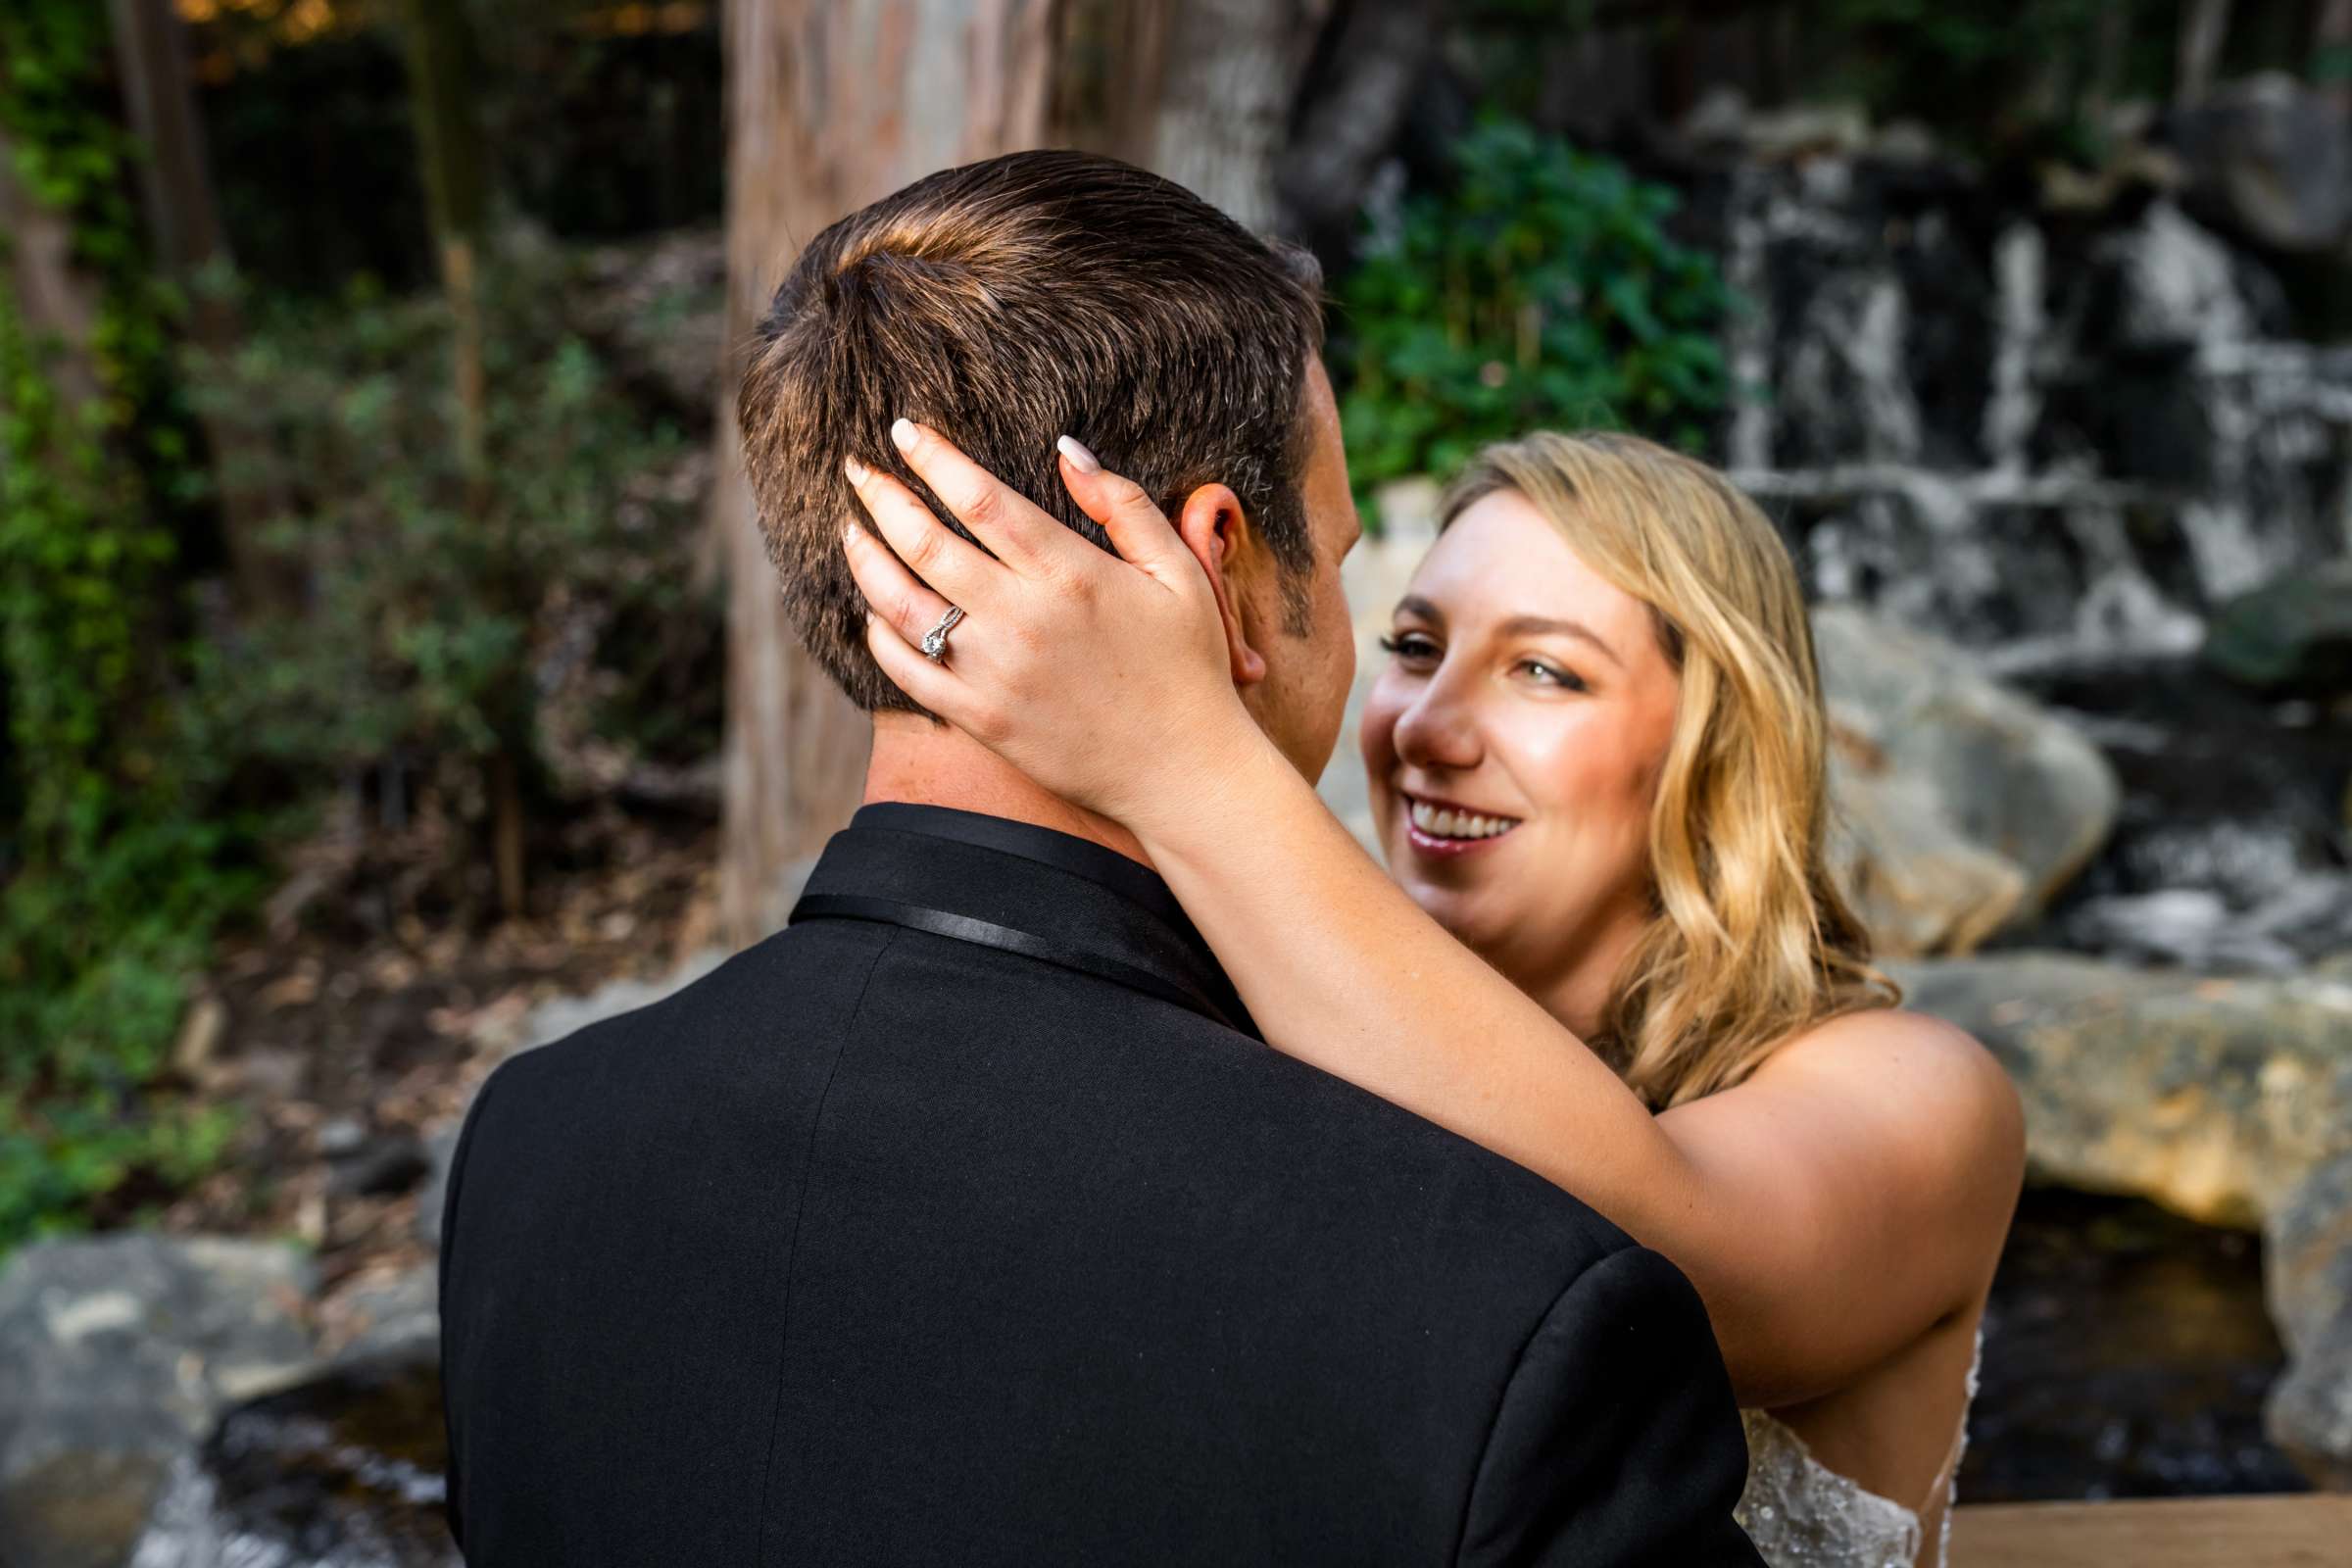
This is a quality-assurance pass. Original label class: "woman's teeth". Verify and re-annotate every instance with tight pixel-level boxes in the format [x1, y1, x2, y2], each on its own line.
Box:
[1408, 799, 1518, 840]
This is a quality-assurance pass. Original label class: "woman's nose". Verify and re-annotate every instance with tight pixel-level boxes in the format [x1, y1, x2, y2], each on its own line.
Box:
[1392, 669, 1484, 773]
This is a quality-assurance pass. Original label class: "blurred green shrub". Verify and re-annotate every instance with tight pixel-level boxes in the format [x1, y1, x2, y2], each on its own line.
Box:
[1334, 116, 1738, 518]
[0, 232, 718, 1256]
[178, 240, 716, 790]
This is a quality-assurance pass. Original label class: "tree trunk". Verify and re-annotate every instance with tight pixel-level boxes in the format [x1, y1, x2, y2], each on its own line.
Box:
[2178, 0, 2233, 105]
[1274, 0, 1444, 262]
[2084, 0, 2132, 124]
[398, 0, 519, 914]
[714, 0, 1048, 945]
[107, 0, 295, 617]
[1053, 0, 1316, 230]
[714, 0, 1320, 946]
[398, 0, 490, 492]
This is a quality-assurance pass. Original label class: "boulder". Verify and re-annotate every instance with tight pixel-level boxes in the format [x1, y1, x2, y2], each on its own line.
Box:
[0, 1236, 318, 1568]
[324, 1265, 440, 1362]
[1815, 606, 2121, 954]
[1888, 951, 2352, 1229]
[416, 1121, 465, 1250]
[2204, 559, 2352, 697]
[2165, 74, 2352, 253]
[2265, 1150, 2352, 1487]
[1823, 733, 2026, 956]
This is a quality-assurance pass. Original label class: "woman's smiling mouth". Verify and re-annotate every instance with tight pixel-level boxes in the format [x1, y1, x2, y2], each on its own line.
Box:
[1401, 794, 1522, 856]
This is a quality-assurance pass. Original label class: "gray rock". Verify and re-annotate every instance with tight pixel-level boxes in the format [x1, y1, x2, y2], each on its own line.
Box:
[1815, 607, 2121, 954]
[416, 1122, 464, 1251]
[0, 1236, 318, 1568]
[333, 1266, 440, 1361]
[2264, 1150, 2352, 1487]
[2204, 558, 2352, 697]
[1890, 951, 2352, 1228]
[1824, 740, 2026, 956]
[2167, 74, 2352, 253]
[316, 1117, 367, 1159]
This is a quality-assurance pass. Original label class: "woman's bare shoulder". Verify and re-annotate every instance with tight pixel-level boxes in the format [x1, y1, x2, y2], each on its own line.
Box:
[1765, 1004, 2010, 1098]
[1755, 1006, 2027, 1209]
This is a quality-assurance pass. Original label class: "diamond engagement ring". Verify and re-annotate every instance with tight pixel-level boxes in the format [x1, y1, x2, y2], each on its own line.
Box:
[919, 605, 966, 662]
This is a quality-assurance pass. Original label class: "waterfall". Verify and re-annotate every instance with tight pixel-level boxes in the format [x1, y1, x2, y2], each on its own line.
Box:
[1705, 156, 2352, 967]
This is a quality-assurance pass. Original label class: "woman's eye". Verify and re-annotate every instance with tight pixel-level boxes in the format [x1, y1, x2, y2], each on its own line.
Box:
[1519, 660, 1588, 691]
[1379, 632, 1439, 661]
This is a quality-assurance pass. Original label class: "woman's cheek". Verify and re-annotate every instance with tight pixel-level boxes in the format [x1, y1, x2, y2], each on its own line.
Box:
[1357, 672, 1407, 782]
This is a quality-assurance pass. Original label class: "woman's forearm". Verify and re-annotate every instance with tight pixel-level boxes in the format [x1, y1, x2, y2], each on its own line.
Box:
[1135, 724, 1705, 1251]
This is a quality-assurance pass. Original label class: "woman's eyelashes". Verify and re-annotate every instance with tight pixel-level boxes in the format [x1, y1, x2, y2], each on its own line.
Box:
[1380, 631, 1590, 693]
[1516, 658, 1588, 692]
[1378, 630, 1440, 663]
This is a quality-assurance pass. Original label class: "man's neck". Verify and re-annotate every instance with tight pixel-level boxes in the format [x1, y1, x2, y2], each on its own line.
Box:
[862, 714, 1153, 868]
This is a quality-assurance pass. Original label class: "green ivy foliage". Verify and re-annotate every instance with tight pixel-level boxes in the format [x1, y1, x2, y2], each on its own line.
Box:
[1334, 116, 1738, 519]
[0, 0, 245, 1255]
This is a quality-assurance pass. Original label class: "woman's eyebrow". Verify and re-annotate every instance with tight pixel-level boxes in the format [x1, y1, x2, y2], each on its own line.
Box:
[1394, 594, 1443, 624]
[1496, 613, 1623, 667]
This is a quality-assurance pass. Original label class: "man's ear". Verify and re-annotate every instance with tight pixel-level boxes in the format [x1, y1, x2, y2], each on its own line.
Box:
[1171, 482, 1269, 688]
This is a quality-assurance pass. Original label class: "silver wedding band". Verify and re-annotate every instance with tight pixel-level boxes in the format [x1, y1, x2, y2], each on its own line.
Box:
[920, 605, 965, 662]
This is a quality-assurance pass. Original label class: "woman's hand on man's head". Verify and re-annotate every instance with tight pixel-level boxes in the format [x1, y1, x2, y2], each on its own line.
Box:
[840, 419, 1264, 836]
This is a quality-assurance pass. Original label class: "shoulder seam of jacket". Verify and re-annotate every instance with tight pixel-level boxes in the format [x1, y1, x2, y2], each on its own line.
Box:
[1448, 1236, 1641, 1565]
[752, 923, 900, 1564]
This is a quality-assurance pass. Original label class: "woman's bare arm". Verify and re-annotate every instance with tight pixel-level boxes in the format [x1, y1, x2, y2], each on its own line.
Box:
[842, 424, 2024, 1405]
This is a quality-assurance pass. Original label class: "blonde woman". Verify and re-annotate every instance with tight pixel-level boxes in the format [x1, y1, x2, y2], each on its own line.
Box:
[839, 423, 2026, 1568]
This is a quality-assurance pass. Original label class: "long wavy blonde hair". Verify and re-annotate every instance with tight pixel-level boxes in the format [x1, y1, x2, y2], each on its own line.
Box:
[1440, 430, 1898, 1110]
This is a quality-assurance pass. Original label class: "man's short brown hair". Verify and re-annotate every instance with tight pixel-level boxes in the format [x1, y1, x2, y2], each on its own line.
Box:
[738, 149, 1326, 712]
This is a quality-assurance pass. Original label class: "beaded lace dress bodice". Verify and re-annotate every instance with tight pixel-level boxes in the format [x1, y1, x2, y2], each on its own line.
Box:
[1731, 1328, 1984, 1568]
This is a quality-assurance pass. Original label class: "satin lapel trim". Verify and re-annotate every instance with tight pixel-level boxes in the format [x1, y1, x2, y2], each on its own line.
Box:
[788, 893, 1244, 1034]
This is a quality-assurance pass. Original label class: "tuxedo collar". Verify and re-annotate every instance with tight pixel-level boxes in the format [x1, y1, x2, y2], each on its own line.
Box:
[792, 803, 1258, 1040]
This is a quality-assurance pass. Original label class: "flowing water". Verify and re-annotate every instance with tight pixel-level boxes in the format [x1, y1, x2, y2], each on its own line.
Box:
[1962, 1189, 2308, 1502]
[127, 1353, 455, 1568]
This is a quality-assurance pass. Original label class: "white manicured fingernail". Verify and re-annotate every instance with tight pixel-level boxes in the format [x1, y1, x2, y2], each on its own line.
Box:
[843, 455, 871, 485]
[890, 417, 918, 453]
[1055, 435, 1100, 474]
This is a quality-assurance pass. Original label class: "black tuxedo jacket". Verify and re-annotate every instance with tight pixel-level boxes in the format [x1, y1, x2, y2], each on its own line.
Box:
[439, 803, 1762, 1566]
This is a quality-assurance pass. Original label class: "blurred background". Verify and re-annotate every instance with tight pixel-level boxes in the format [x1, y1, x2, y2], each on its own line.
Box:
[2, 1, 2350, 1561]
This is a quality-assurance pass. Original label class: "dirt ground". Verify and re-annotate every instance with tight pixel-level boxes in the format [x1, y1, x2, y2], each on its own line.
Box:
[153, 795, 722, 1347]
